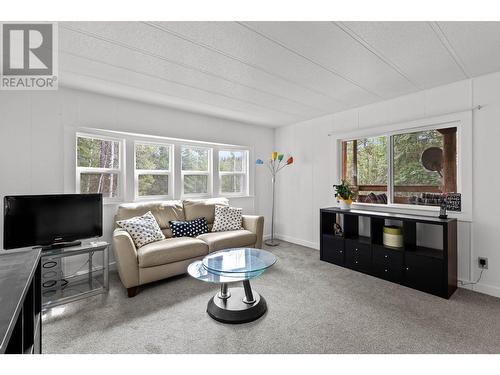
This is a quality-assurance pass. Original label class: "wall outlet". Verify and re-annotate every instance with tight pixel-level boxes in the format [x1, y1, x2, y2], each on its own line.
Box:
[478, 257, 488, 269]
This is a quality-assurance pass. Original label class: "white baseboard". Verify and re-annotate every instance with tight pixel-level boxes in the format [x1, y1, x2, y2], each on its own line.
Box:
[273, 233, 319, 250]
[459, 280, 500, 298]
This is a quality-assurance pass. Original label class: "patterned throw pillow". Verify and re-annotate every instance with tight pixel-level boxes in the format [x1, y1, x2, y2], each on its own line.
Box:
[116, 211, 165, 248]
[169, 218, 209, 237]
[212, 205, 242, 232]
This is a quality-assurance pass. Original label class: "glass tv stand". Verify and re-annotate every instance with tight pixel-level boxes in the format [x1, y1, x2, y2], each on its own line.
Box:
[39, 241, 109, 310]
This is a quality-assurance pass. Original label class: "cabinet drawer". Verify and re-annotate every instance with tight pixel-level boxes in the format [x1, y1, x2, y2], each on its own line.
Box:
[373, 263, 403, 282]
[372, 245, 403, 268]
[404, 253, 444, 296]
[321, 235, 345, 266]
[345, 239, 371, 273]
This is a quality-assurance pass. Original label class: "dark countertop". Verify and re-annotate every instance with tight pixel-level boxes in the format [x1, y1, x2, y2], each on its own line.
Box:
[321, 206, 457, 225]
[0, 249, 41, 353]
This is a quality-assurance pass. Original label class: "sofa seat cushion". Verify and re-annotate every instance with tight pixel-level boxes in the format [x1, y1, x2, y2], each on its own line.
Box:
[197, 230, 257, 252]
[138, 237, 209, 268]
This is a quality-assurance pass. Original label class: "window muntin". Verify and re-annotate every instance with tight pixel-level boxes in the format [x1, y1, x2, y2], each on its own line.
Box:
[181, 146, 211, 196]
[76, 134, 122, 199]
[218, 150, 247, 195]
[341, 126, 458, 207]
[134, 143, 172, 198]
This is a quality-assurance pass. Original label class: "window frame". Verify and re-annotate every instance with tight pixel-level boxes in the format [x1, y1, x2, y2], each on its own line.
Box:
[180, 145, 213, 198]
[75, 132, 125, 204]
[133, 141, 174, 200]
[217, 149, 249, 197]
[333, 111, 472, 220]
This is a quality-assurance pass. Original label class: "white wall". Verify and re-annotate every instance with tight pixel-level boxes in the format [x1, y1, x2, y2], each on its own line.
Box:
[0, 87, 274, 266]
[275, 71, 500, 298]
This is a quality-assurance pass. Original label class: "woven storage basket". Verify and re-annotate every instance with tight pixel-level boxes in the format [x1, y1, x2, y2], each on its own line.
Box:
[383, 225, 403, 248]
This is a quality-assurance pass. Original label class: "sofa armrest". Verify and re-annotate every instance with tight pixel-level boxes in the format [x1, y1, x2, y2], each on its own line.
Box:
[242, 215, 264, 249]
[112, 228, 140, 288]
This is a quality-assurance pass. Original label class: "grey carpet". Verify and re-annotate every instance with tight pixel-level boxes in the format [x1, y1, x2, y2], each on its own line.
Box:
[42, 241, 500, 353]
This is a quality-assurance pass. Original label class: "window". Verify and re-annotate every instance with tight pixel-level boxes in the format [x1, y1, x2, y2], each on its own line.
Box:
[135, 142, 172, 198]
[343, 136, 388, 203]
[76, 134, 123, 199]
[181, 146, 211, 196]
[75, 131, 251, 201]
[219, 150, 248, 195]
[341, 126, 457, 207]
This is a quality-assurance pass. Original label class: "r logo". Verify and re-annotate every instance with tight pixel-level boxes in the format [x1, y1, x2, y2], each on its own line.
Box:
[0, 22, 58, 90]
[2, 24, 53, 75]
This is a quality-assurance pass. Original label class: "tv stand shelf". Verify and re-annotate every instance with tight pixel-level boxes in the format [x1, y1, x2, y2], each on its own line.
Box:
[320, 207, 457, 299]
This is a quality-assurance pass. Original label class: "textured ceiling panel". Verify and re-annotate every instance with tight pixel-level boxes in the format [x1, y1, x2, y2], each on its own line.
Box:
[60, 28, 320, 120]
[57, 21, 500, 127]
[61, 22, 343, 112]
[437, 22, 500, 77]
[150, 21, 379, 106]
[60, 53, 300, 126]
[243, 21, 416, 99]
[341, 21, 467, 89]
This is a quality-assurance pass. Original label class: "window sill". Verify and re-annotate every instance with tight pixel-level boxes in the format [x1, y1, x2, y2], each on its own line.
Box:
[350, 202, 470, 222]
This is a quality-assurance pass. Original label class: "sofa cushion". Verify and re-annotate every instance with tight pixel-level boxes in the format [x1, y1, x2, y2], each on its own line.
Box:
[197, 230, 257, 252]
[183, 198, 228, 224]
[138, 237, 209, 268]
[116, 211, 165, 248]
[170, 218, 209, 237]
[212, 205, 243, 232]
[115, 200, 184, 231]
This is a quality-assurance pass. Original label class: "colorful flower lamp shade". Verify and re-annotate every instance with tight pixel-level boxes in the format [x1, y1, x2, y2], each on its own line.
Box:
[256, 151, 294, 246]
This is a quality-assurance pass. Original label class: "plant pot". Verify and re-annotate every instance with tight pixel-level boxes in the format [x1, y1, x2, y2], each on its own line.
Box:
[339, 199, 351, 210]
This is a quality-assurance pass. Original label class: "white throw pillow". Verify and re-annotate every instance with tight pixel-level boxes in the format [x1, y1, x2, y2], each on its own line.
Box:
[212, 205, 243, 232]
[116, 211, 165, 248]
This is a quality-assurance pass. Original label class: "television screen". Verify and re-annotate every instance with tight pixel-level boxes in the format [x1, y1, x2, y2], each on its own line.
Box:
[3, 194, 102, 250]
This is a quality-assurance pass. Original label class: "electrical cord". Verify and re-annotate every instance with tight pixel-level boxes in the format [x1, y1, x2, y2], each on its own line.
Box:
[458, 268, 484, 286]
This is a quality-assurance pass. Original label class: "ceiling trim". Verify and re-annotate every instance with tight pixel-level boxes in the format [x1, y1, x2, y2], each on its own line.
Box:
[333, 22, 421, 90]
[428, 22, 470, 78]
[143, 21, 347, 106]
[59, 50, 309, 120]
[237, 21, 383, 100]
[61, 24, 328, 114]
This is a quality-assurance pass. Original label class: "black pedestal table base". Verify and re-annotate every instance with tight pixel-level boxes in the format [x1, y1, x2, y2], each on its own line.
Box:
[207, 280, 267, 324]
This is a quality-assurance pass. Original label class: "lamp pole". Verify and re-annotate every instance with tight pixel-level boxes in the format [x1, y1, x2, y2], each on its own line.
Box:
[266, 175, 278, 246]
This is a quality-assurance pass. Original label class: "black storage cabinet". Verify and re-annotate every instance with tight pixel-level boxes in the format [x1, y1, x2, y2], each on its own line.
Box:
[320, 207, 457, 299]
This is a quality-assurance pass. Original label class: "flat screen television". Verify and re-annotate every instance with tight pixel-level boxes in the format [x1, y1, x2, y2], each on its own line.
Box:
[3, 194, 102, 250]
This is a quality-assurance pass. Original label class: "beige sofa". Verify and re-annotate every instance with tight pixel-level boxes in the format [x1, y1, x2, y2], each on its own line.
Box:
[112, 198, 264, 297]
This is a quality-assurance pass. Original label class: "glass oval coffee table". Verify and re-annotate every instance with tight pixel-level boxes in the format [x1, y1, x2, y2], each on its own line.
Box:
[187, 248, 277, 324]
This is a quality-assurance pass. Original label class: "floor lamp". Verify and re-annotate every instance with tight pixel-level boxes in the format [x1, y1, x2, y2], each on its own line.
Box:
[256, 152, 294, 246]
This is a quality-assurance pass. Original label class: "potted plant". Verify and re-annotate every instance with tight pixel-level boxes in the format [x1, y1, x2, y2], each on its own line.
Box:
[333, 180, 354, 209]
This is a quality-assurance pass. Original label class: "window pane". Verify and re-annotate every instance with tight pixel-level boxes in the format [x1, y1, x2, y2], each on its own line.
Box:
[80, 173, 118, 198]
[138, 174, 169, 196]
[135, 144, 169, 170]
[221, 174, 243, 193]
[219, 151, 244, 172]
[342, 136, 388, 204]
[184, 175, 208, 194]
[393, 128, 457, 206]
[77, 137, 119, 168]
[181, 147, 209, 171]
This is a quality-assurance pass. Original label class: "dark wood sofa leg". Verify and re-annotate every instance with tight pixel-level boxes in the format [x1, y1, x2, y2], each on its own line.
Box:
[127, 286, 139, 298]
